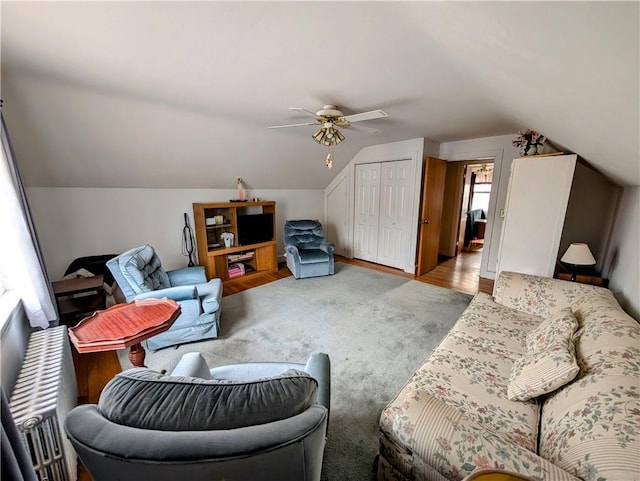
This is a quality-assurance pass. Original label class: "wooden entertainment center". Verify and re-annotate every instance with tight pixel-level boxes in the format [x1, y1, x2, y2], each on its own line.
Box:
[192, 201, 278, 282]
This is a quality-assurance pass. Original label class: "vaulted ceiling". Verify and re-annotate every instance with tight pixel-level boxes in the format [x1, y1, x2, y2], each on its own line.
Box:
[1, 1, 638, 189]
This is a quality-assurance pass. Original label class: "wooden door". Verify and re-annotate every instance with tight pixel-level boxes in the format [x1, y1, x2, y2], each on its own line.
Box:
[439, 161, 466, 257]
[353, 163, 381, 262]
[377, 160, 412, 269]
[416, 157, 447, 276]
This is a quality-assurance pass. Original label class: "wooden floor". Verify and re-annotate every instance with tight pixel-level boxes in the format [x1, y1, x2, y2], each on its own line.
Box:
[222, 265, 292, 296]
[336, 251, 493, 296]
[224, 250, 493, 297]
[419, 250, 494, 296]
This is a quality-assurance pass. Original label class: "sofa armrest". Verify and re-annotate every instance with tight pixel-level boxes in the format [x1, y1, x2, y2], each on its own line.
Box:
[171, 352, 212, 379]
[167, 266, 207, 286]
[392, 390, 580, 481]
[319, 242, 335, 256]
[304, 353, 330, 412]
[134, 285, 197, 302]
[198, 279, 223, 314]
[285, 244, 300, 259]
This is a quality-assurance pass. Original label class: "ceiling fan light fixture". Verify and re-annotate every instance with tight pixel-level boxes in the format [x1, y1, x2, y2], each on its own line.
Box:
[312, 129, 326, 144]
[312, 126, 345, 146]
[272, 103, 388, 167]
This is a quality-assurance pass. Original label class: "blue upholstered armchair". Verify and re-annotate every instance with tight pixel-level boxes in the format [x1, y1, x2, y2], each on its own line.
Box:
[106, 244, 222, 350]
[64, 352, 330, 481]
[284, 220, 335, 279]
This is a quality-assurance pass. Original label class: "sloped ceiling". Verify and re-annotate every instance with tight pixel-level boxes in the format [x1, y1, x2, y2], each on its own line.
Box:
[1, 1, 638, 189]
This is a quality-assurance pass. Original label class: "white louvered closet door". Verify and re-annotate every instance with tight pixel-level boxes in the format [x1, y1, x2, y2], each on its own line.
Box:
[377, 160, 412, 269]
[354, 160, 413, 269]
[353, 163, 381, 262]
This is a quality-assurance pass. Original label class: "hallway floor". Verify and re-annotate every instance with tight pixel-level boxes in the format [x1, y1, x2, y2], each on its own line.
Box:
[416, 249, 493, 296]
[337, 250, 493, 296]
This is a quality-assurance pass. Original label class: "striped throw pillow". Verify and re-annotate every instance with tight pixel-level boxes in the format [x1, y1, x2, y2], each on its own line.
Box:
[507, 308, 579, 401]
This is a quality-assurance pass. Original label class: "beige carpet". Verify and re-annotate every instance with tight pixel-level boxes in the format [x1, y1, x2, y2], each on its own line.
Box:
[118, 262, 473, 480]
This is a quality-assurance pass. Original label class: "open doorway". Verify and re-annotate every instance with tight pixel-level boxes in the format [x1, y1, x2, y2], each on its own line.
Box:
[458, 163, 493, 254]
[415, 159, 495, 295]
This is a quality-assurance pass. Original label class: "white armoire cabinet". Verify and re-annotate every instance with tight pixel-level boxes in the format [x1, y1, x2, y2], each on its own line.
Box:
[496, 153, 619, 281]
[496, 154, 577, 277]
[353, 160, 413, 269]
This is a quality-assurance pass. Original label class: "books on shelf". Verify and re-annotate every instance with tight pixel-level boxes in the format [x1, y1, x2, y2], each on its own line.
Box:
[228, 251, 255, 262]
[227, 263, 245, 278]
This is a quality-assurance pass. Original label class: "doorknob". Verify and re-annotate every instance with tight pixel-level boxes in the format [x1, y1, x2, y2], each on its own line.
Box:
[423, 219, 430, 224]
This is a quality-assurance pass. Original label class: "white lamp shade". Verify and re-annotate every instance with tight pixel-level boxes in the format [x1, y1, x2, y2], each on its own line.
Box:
[561, 243, 596, 266]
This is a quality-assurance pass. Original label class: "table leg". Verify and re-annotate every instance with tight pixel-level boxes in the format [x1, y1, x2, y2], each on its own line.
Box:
[129, 343, 146, 367]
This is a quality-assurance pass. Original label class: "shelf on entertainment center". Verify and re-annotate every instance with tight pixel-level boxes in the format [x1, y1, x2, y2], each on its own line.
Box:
[207, 241, 273, 255]
[193, 201, 277, 282]
[206, 223, 233, 229]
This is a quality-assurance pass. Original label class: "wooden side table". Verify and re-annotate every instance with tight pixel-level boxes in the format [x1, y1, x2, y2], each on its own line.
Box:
[52, 275, 106, 324]
[68, 298, 181, 368]
[556, 272, 608, 287]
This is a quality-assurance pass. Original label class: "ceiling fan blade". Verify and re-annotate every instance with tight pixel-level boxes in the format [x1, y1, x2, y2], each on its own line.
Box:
[342, 109, 388, 123]
[268, 122, 318, 129]
[289, 107, 319, 118]
[350, 123, 382, 136]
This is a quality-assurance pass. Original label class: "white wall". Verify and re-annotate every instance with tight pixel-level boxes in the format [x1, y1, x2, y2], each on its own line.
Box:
[438, 134, 521, 279]
[604, 186, 640, 320]
[26, 188, 323, 280]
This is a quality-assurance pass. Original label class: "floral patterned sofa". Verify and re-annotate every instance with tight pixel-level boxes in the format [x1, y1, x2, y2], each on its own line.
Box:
[377, 271, 639, 481]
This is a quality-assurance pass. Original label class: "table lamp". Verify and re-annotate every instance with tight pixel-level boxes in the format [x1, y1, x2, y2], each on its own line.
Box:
[561, 243, 596, 281]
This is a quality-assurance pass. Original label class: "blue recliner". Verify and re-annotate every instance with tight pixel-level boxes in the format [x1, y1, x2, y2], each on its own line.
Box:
[284, 220, 335, 279]
[106, 244, 222, 350]
[64, 353, 330, 481]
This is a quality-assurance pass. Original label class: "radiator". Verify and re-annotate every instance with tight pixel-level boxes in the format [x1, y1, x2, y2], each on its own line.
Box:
[9, 325, 78, 481]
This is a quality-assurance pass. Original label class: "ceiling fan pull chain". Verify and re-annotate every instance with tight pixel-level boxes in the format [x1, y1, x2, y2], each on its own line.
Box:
[326, 146, 333, 169]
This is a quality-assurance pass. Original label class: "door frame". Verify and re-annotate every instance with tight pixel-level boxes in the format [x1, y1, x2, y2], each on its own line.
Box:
[441, 149, 504, 279]
[455, 160, 495, 256]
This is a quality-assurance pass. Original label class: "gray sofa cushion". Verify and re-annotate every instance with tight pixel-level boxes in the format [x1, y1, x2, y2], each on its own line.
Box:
[98, 368, 318, 431]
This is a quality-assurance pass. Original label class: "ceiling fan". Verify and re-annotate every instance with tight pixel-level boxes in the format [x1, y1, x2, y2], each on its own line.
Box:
[268, 104, 388, 145]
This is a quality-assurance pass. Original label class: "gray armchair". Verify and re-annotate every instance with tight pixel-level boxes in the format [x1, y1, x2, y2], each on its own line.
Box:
[106, 244, 222, 350]
[64, 352, 331, 481]
[284, 219, 335, 279]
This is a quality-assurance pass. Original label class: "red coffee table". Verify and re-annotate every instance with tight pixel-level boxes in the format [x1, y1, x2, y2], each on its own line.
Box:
[68, 298, 181, 367]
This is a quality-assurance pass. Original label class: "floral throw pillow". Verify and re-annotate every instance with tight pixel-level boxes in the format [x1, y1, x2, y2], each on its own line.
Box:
[507, 308, 579, 401]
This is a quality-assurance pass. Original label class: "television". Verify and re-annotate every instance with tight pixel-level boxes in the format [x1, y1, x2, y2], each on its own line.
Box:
[237, 213, 274, 245]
